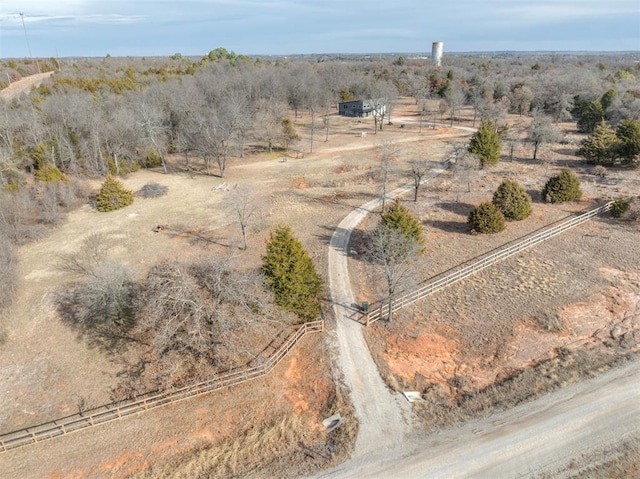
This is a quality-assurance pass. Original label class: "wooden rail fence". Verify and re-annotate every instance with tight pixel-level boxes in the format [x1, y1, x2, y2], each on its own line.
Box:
[0, 320, 324, 453]
[366, 202, 613, 325]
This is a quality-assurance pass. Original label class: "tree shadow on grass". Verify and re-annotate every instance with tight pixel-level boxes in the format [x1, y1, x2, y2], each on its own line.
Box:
[527, 189, 544, 203]
[434, 201, 475, 217]
[425, 219, 469, 234]
[54, 288, 139, 356]
[164, 224, 234, 249]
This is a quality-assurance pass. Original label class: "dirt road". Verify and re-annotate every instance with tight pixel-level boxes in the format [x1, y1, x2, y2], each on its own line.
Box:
[317, 357, 640, 478]
[0, 71, 53, 101]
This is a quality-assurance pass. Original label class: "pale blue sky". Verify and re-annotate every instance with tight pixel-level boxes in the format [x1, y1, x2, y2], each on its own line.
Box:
[1, 0, 638, 58]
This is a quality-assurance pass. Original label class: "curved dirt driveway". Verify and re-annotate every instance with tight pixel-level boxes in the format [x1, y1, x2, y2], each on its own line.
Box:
[327, 163, 449, 460]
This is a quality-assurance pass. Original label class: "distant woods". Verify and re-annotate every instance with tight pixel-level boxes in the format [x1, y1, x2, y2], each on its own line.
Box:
[1, 49, 639, 320]
[1, 50, 638, 192]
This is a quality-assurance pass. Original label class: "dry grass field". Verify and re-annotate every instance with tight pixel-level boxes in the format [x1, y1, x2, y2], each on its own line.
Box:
[0, 96, 638, 477]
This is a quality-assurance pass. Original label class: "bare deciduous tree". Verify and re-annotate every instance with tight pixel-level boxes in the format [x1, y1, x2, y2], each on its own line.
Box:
[134, 257, 268, 388]
[229, 186, 260, 250]
[409, 160, 430, 202]
[368, 223, 421, 322]
[254, 99, 286, 153]
[529, 109, 561, 162]
[377, 140, 399, 213]
[511, 84, 534, 116]
[367, 80, 396, 132]
[452, 145, 480, 201]
[445, 82, 465, 126]
[56, 234, 136, 331]
[0, 232, 18, 315]
[134, 91, 170, 174]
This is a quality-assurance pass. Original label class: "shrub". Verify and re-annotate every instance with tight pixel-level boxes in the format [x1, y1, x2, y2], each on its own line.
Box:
[468, 201, 506, 234]
[468, 119, 501, 168]
[144, 149, 162, 168]
[492, 179, 532, 221]
[34, 162, 66, 182]
[542, 168, 583, 203]
[0, 188, 47, 244]
[96, 175, 134, 212]
[610, 197, 631, 218]
[136, 182, 169, 199]
[107, 157, 141, 176]
[381, 199, 425, 252]
[56, 260, 136, 330]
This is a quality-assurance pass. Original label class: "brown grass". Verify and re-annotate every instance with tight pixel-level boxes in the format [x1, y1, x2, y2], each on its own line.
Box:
[558, 435, 640, 478]
[131, 383, 357, 479]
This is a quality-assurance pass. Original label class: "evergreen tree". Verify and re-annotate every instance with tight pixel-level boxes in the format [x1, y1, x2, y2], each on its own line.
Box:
[468, 201, 505, 234]
[610, 197, 631, 218]
[576, 100, 604, 133]
[577, 123, 619, 166]
[96, 175, 134, 212]
[33, 142, 65, 182]
[263, 225, 323, 322]
[492, 179, 532, 221]
[542, 168, 583, 203]
[381, 199, 425, 252]
[600, 88, 618, 111]
[615, 118, 640, 165]
[281, 117, 299, 151]
[468, 119, 501, 168]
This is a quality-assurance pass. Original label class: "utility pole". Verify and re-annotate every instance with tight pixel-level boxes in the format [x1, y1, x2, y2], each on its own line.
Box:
[19, 13, 41, 73]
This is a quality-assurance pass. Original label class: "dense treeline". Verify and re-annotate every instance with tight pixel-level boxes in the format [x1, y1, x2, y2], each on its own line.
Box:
[1, 50, 638, 320]
[2, 51, 638, 186]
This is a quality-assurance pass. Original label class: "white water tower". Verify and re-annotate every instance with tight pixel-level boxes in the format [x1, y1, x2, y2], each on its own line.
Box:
[432, 41, 443, 67]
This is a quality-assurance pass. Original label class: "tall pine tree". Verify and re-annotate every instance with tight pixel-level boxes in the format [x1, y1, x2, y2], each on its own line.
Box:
[263, 225, 323, 322]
